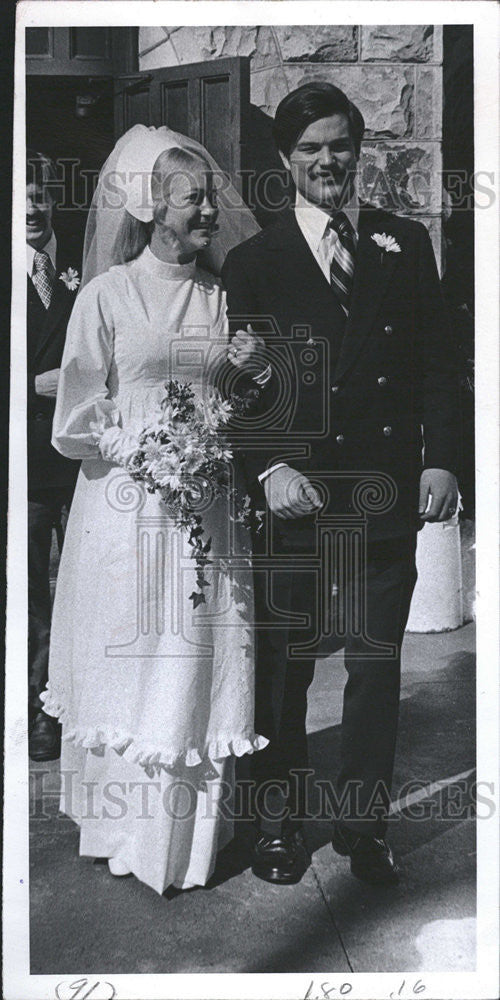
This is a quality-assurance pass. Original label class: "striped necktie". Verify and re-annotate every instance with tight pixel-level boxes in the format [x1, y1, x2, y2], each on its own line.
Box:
[328, 211, 357, 313]
[32, 250, 55, 310]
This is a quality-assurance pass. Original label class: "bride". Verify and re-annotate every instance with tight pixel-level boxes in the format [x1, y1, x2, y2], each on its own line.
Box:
[41, 125, 267, 894]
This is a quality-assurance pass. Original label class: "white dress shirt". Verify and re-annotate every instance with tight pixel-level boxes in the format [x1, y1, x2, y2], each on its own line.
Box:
[26, 231, 57, 277]
[258, 191, 359, 485]
[294, 188, 359, 282]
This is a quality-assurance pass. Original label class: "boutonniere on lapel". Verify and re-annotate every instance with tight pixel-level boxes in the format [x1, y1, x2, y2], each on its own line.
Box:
[371, 233, 402, 266]
[59, 267, 80, 291]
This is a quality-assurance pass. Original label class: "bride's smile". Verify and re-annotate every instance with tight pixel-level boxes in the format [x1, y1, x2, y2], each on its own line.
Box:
[150, 151, 219, 263]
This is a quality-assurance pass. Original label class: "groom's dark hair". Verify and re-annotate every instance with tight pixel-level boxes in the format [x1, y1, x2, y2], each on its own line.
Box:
[273, 82, 365, 159]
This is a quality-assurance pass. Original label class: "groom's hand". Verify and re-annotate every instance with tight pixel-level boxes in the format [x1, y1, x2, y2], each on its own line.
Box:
[263, 465, 322, 519]
[227, 324, 267, 376]
[418, 468, 459, 521]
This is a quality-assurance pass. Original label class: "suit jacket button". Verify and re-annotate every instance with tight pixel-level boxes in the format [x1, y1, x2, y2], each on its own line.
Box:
[384, 324, 393, 335]
[336, 433, 344, 445]
[383, 425, 392, 437]
[331, 385, 339, 394]
[378, 376, 388, 386]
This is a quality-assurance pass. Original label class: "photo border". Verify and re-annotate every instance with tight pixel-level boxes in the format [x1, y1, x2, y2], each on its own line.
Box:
[5, 3, 499, 998]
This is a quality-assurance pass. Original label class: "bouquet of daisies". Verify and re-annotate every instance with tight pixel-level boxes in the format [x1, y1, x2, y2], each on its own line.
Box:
[129, 380, 252, 607]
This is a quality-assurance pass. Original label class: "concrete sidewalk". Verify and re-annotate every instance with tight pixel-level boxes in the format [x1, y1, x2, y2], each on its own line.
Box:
[29, 623, 476, 974]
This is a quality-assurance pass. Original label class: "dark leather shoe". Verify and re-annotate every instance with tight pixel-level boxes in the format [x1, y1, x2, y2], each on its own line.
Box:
[251, 830, 308, 885]
[332, 821, 400, 885]
[28, 708, 38, 736]
[29, 711, 61, 762]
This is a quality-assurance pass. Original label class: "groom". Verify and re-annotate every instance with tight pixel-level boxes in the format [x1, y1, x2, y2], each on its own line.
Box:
[222, 83, 459, 885]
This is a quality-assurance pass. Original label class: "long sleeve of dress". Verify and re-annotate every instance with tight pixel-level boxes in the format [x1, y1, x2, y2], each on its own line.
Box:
[51, 277, 138, 464]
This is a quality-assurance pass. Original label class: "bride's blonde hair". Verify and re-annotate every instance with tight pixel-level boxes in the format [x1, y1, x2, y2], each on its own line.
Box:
[110, 147, 212, 264]
[112, 213, 153, 265]
[151, 146, 212, 227]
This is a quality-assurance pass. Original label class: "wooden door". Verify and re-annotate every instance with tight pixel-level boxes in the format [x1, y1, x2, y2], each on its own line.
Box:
[114, 58, 250, 193]
[26, 26, 138, 75]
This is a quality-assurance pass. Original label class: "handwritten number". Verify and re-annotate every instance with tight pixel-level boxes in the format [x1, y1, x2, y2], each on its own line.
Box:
[82, 984, 101, 1000]
[390, 984, 405, 1000]
[390, 981, 426, 1000]
[305, 981, 425, 1000]
[303, 984, 353, 999]
[70, 981, 88, 999]
[55, 981, 116, 1000]
[321, 985, 336, 998]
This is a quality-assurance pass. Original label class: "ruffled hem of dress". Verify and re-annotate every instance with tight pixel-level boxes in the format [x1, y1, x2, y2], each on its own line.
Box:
[40, 689, 269, 778]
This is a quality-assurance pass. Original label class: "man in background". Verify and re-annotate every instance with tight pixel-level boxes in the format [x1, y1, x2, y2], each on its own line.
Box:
[27, 149, 79, 760]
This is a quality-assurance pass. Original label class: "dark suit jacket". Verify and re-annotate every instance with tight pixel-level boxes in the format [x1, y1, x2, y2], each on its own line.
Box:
[221, 205, 460, 540]
[27, 240, 81, 491]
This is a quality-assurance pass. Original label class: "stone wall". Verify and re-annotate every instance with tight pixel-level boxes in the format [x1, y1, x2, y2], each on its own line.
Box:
[139, 25, 444, 264]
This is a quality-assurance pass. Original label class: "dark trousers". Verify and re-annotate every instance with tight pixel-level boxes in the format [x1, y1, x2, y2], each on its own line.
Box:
[251, 522, 417, 837]
[28, 486, 74, 721]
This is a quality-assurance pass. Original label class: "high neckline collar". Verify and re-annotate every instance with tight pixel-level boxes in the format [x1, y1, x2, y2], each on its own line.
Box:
[139, 244, 196, 280]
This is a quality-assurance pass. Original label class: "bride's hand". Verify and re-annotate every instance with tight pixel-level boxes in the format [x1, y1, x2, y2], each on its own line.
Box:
[227, 324, 267, 376]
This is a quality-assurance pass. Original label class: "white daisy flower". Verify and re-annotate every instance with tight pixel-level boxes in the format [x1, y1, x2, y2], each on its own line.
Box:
[371, 233, 402, 254]
[59, 266, 80, 291]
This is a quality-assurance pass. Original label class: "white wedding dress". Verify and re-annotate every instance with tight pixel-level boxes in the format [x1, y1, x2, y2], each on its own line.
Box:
[42, 245, 266, 894]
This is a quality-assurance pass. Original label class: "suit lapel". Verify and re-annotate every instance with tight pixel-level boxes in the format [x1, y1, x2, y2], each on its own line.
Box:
[27, 272, 46, 320]
[267, 210, 347, 313]
[333, 206, 400, 382]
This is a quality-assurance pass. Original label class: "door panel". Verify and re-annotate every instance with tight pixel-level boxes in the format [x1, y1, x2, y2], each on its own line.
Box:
[114, 57, 250, 193]
[158, 80, 190, 136]
[114, 75, 153, 137]
[26, 27, 138, 75]
[201, 74, 232, 174]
